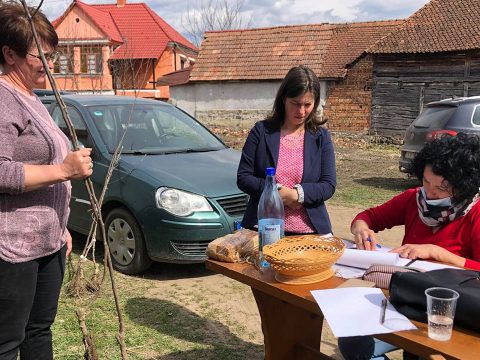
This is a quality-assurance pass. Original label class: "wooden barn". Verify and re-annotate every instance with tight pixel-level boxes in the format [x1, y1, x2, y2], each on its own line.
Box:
[364, 0, 480, 137]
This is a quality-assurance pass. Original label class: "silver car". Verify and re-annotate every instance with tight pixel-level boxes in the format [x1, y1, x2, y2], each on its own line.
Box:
[399, 96, 480, 172]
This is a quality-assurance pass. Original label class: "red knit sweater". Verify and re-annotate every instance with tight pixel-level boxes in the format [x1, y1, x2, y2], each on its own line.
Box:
[353, 188, 480, 271]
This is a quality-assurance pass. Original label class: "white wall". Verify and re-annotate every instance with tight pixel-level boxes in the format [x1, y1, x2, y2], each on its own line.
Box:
[170, 80, 328, 126]
[170, 81, 279, 116]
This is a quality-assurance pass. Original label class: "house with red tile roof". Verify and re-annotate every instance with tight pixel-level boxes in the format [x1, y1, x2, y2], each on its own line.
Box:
[163, 20, 401, 131]
[364, 0, 480, 136]
[51, 0, 197, 99]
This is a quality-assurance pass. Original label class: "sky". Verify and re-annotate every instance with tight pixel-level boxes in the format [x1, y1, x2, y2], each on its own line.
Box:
[37, 0, 431, 36]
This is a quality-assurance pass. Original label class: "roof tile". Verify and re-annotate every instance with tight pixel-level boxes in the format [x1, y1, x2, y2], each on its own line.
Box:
[56, 1, 197, 60]
[368, 0, 480, 54]
[190, 21, 401, 81]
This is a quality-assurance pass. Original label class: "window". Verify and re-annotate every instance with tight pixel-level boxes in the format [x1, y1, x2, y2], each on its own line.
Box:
[86, 104, 225, 153]
[81, 46, 103, 74]
[57, 55, 71, 74]
[472, 105, 480, 126]
[54, 46, 73, 74]
[51, 105, 88, 147]
[413, 106, 456, 128]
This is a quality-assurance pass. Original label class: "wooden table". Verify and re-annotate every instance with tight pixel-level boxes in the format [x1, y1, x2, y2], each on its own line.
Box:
[206, 259, 480, 360]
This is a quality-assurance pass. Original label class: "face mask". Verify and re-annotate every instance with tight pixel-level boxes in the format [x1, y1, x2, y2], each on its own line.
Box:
[421, 187, 452, 207]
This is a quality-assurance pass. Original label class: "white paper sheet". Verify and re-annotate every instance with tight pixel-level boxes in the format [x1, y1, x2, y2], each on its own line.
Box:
[311, 288, 417, 337]
[332, 264, 367, 278]
[336, 249, 412, 269]
[409, 260, 461, 271]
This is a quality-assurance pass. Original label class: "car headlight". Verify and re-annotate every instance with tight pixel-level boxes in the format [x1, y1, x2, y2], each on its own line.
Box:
[155, 187, 213, 217]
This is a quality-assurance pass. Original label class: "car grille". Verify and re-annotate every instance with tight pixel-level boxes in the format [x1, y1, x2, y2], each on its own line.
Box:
[217, 194, 248, 217]
[170, 240, 210, 257]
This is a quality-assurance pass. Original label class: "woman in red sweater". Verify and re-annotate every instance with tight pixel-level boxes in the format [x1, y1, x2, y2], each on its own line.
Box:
[339, 133, 480, 360]
[352, 133, 480, 270]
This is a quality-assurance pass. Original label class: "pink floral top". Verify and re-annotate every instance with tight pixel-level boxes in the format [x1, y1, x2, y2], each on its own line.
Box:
[276, 131, 315, 233]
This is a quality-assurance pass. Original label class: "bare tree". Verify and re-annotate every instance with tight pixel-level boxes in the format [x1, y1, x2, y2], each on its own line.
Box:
[181, 0, 252, 47]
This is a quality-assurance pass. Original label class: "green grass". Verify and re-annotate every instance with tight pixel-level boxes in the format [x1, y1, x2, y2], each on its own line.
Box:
[53, 260, 262, 359]
[330, 144, 418, 208]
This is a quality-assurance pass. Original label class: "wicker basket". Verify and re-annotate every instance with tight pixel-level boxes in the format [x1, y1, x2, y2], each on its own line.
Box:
[263, 235, 345, 284]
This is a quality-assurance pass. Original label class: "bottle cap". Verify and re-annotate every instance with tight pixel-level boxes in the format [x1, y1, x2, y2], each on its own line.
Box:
[266, 167, 276, 176]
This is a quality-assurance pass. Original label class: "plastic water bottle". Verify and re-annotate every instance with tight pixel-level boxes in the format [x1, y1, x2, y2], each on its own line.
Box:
[258, 167, 285, 268]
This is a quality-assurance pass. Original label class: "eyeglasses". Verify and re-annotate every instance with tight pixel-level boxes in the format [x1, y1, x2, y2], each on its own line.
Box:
[26, 51, 60, 64]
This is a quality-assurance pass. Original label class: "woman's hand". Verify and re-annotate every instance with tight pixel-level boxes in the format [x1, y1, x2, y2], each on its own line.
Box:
[66, 230, 73, 257]
[391, 244, 466, 267]
[391, 244, 439, 260]
[61, 148, 93, 180]
[24, 148, 94, 192]
[279, 187, 302, 209]
[351, 220, 379, 250]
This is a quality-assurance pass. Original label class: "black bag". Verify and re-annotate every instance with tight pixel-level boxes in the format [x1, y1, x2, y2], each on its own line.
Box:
[389, 269, 480, 332]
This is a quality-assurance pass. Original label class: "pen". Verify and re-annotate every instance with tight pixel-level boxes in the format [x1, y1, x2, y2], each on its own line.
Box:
[380, 298, 387, 324]
[367, 236, 382, 249]
[405, 259, 416, 267]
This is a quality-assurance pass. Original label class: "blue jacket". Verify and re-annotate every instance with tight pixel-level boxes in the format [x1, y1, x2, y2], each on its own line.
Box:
[237, 120, 336, 234]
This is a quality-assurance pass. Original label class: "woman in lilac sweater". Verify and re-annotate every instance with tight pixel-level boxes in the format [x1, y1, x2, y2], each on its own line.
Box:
[0, 4, 93, 359]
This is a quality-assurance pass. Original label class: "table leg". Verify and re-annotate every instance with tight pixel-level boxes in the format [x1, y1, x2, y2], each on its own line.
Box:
[252, 288, 328, 360]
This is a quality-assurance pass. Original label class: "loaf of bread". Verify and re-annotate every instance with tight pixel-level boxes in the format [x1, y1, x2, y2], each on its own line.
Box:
[207, 228, 259, 262]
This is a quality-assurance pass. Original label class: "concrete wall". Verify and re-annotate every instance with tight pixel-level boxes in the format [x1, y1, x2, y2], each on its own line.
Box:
[170, 80, 328, 129]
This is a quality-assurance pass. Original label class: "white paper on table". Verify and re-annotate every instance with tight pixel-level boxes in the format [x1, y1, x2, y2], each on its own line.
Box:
[336, 249, 412, 269]
[409, 260, 462, 271]
[311, 288, 417, 337]
[332, 264, 366, 279]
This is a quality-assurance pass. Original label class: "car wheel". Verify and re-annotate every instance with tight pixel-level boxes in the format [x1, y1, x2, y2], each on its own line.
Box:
[105, 207, 152, 274]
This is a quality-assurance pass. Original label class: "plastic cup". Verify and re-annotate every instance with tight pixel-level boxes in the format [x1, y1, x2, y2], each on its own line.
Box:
[425, 287, 459, 341]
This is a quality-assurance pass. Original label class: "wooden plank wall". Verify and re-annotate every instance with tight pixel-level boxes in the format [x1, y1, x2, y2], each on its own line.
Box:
[371, 51, 480, 136]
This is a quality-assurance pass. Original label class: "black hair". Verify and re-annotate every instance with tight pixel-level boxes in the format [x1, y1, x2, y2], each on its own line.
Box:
[266, 65, 325, 131]
[410, 133, 480, 203]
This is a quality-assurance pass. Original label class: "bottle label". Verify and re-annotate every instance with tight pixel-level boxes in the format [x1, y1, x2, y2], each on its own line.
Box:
[258, 219, 284, 268]
[262, 224, 281, 246]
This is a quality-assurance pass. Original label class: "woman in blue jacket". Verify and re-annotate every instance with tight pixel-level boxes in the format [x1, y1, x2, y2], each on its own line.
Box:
[237, 65, 336, 235]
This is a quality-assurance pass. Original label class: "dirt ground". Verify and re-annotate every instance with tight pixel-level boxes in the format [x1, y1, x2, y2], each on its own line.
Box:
[137, 132, 409, 359]
[141, 204, 405, 360]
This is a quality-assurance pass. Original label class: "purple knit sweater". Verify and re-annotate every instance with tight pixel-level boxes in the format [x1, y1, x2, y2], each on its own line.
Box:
[0, 80, 71, 263]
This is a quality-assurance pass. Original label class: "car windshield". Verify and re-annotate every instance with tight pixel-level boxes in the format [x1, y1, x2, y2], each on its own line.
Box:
[413, 106, 456, 128]
[87, 104, 226, 154]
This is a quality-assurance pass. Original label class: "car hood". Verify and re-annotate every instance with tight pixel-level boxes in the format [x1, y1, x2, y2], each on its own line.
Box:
[120, 148, 242, 198]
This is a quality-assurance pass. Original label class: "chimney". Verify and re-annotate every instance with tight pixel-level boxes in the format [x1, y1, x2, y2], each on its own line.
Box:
[117, 0, 126, 7]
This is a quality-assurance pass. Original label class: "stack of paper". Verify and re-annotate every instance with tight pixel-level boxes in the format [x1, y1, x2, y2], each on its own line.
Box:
[333, 249, 412, 278]
[337, 249, 412, 268]
[332, 247, 463, 278]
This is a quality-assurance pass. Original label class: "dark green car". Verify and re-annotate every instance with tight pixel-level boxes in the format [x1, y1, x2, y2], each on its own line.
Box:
[41, 95, 247, 274]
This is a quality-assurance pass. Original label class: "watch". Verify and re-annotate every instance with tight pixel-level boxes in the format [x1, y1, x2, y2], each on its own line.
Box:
[293, 184, 304, 203]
